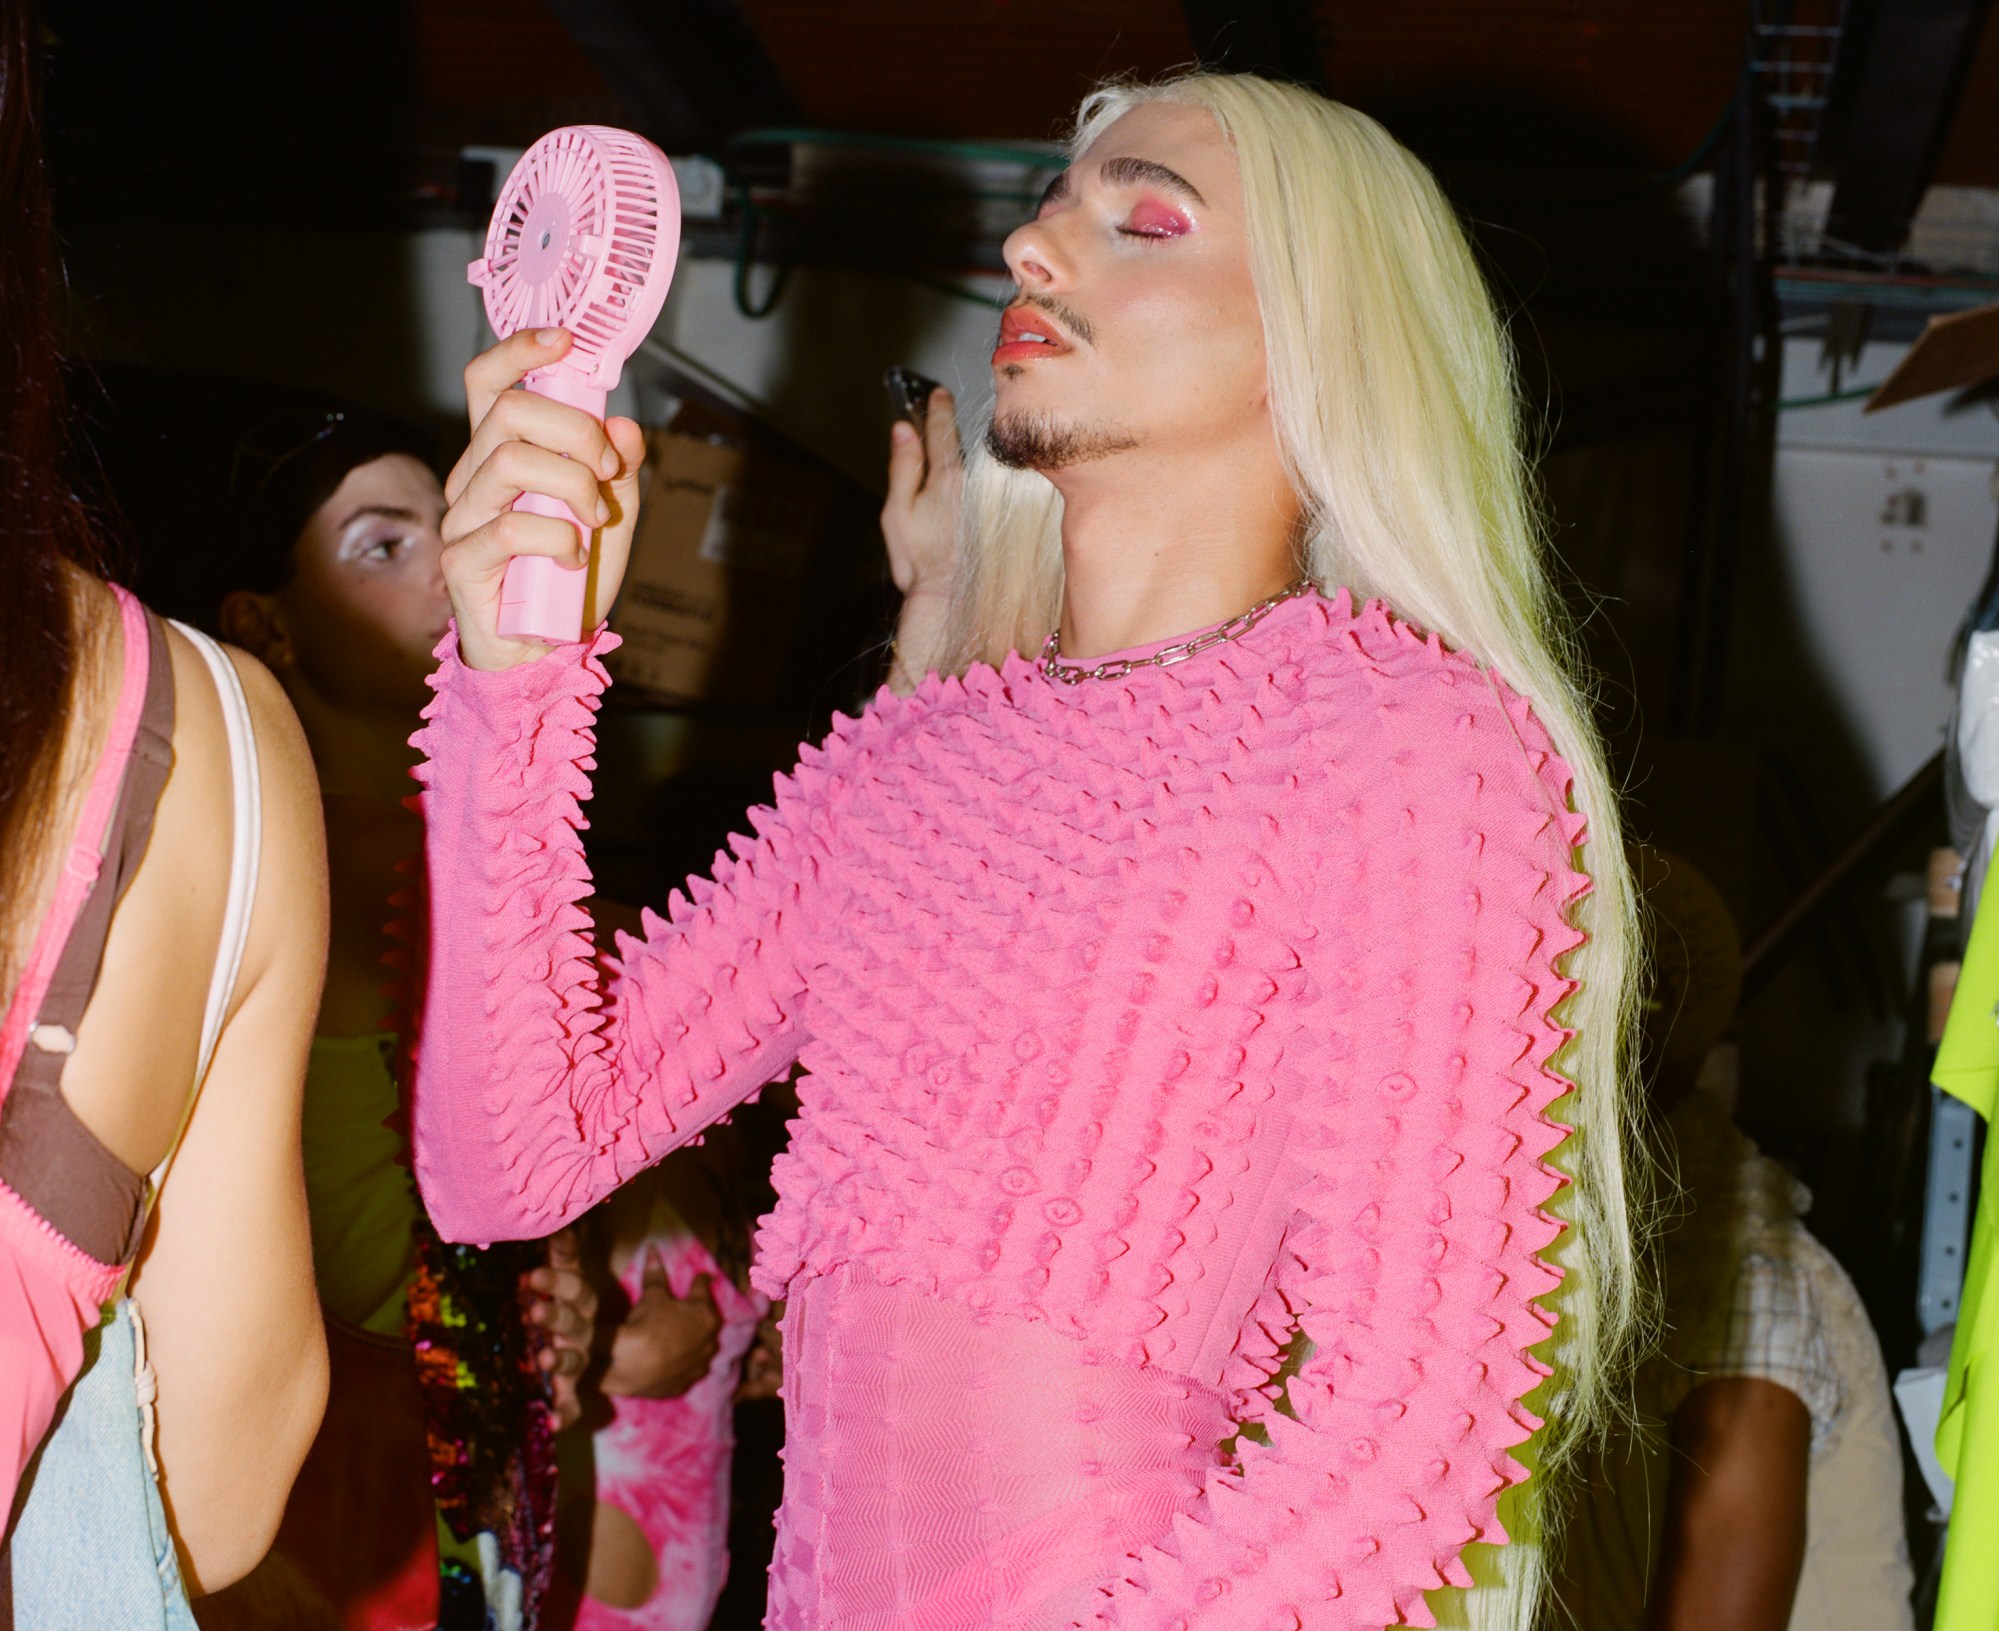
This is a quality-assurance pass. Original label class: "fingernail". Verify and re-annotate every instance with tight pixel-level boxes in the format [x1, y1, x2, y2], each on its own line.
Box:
[595, 499, 611, 524]
[537, 327, 565, 347]
[892, 422, 914, 442]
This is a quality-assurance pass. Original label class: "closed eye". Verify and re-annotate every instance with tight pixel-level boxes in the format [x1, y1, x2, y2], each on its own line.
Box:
[1118, 198, 1192, 240]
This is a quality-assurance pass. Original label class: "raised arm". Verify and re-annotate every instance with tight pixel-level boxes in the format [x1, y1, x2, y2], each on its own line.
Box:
[409, 331, 823, 1246]
[1086, 674, 1590, 1630]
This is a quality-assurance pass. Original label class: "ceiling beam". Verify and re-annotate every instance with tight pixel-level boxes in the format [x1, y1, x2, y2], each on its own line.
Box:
[542, 0, 796, 152]
[1817, 0, 1997, 255]
[1177, 0, 1329, 91]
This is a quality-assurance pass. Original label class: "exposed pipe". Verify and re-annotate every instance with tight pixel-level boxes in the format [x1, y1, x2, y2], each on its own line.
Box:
[1741, 749, 1946, 991]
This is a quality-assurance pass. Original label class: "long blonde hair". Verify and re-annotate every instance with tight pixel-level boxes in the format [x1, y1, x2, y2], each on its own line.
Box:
[938, 72, 1645, 1630]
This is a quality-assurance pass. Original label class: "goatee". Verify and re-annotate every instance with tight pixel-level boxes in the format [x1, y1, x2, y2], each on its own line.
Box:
[985, 411, 1139, 471]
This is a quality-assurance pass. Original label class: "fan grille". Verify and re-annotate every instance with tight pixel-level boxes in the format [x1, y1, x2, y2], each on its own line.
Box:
[469, 125, 680, 390]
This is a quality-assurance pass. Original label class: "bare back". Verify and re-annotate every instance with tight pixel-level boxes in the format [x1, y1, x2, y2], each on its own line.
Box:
[4, 570, 332, 1591]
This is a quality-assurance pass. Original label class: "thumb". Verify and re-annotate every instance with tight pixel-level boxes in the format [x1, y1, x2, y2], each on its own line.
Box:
[547, 1228, 580, 1272]
[587, 415, 648, 624]
[886, 418, 925, 505]
[604, 415, 647, 496]
[923, 386, 962, 472]
[640, 1245, 672, 1296]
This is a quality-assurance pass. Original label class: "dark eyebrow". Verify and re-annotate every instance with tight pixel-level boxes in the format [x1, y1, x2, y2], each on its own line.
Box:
[1036, 170, 1071, 212]
[1097, 155, 1206, 207]
[337, 504, 424, 529]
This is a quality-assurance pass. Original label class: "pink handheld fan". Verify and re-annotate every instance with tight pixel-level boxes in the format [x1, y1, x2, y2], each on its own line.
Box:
[468, 125, 681, 642]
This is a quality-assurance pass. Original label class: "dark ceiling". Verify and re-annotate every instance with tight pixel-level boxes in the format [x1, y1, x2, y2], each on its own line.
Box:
[412, 0, 1999, 179]
[43, 1, 1999, 231]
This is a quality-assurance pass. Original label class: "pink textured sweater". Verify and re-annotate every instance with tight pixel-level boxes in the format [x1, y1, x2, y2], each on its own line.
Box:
[410, 588, 1589, 1631]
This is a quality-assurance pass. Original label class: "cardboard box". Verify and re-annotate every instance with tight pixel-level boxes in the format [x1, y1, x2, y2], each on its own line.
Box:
[607, 420, 829, 706]
[1867, 300, 1999, 411]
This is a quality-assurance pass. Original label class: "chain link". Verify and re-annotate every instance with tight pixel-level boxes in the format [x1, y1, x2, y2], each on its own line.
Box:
[1038, 578, 1315, 685]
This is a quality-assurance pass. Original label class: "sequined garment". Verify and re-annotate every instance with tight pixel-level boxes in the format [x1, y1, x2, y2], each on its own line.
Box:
[410, 589, 1588, 1630]
[393, 832, 560, 1630]
[408, 1223, 557, 1627]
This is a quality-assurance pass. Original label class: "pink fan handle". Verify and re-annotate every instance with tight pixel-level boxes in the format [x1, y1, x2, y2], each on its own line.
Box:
[497, 366, 611, 643]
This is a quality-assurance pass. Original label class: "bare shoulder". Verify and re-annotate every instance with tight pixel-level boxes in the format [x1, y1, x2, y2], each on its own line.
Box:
[212, 637, 322, 819]
[60, 613, 324, 1171]
[178, 631, 327, 982]
[158, 625, 316, 808]
[153, 627, 326, 995]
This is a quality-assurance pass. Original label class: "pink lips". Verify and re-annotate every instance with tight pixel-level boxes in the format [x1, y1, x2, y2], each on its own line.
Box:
[994, 305, 1069, 365]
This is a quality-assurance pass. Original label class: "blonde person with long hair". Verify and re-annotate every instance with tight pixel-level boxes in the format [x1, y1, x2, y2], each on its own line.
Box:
[409, 72, 1640, 1631]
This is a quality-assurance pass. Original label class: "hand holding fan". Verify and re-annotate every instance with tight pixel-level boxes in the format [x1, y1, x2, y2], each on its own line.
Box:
[468, 126, 680, 642]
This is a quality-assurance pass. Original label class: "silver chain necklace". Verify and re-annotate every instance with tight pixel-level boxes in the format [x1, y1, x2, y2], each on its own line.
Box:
[1038, 577, 1315, 685]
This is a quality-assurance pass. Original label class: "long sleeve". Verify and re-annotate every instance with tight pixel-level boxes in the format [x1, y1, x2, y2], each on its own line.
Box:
[408, 628, 825, 1245]
[1082, 663, 1590, 1631]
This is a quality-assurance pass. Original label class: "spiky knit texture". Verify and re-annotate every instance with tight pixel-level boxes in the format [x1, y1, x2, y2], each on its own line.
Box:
[409, 588, 1589, 1630]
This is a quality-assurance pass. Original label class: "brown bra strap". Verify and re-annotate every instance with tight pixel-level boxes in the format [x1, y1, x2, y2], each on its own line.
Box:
[0, 608, 176, 1265]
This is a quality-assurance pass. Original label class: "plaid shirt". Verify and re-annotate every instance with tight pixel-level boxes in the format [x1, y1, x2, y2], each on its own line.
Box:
[1691, 1238, 1845, 1454]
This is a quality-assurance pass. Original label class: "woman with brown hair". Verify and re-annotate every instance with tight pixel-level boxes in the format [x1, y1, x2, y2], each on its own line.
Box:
[0, 5, 328, 1619]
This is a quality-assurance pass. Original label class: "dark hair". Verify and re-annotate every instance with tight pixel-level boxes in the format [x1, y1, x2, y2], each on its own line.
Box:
[86, 367, 438, 631]
[1, 2, 109, 989]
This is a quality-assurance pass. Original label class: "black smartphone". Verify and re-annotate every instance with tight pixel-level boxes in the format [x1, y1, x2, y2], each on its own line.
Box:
[884, 365, 941, 431]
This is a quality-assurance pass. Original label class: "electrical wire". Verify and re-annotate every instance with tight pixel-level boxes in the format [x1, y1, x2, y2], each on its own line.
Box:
[1774, 381, 1886, 410]
[730, 179, 800, 319]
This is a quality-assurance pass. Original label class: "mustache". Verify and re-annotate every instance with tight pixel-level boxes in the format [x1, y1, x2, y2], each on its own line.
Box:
[1008, 292, 1096, 348]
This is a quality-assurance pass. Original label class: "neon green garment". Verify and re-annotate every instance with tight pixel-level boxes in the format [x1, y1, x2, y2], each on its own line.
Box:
[1932, 887, 1999, 1630]
[300, 1036, 490, 1583]
[299, 1032, 421, 1336]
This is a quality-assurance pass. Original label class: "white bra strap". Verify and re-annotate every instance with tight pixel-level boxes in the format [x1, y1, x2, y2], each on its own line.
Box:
[148, 624, 263, 1192]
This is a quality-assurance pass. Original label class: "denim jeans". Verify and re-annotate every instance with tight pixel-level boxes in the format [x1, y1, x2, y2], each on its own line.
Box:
[10, 1301, 197, 1629]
